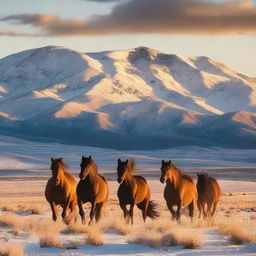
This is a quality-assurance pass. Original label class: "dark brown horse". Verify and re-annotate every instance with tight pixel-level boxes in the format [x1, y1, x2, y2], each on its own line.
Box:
[197, 173, 221, 218]
[117, 159, 159, 224]
[45, 158, 77, 223]
[160, 160, 197, 222]
[76, 155, 109, 224]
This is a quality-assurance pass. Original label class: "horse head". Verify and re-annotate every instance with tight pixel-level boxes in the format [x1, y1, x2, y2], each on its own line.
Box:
[197, 173, 209, 183]
[160, 160, 173, 183]
[117, 158, 129, 184]
[79, 155, 94, 180]
[51, 157, 65, 185]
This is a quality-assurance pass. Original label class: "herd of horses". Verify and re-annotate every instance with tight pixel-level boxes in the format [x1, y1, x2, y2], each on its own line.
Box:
[45, 156, 221, 225]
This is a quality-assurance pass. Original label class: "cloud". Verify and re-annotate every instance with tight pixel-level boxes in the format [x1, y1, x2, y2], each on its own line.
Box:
[1, 0, 256, 36]
[0, 29, 29, 36]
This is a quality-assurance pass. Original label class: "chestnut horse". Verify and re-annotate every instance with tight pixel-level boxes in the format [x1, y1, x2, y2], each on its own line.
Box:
[76, 155, 109, 224]
[160, 160, 197, 222]
[117, 159, 159, 224]
[197, 173, 221, 218]
[45, 158, 77, 223]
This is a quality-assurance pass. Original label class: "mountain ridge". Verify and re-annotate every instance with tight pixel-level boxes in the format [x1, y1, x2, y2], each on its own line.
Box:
[0, 46, 255, 149]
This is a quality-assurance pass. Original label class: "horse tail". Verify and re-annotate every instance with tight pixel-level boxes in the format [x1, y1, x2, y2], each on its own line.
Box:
[147, 200, 159, 219]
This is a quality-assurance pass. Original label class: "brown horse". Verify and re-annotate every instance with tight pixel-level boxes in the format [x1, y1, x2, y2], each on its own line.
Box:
[76, 155, 109, 224]
[117, 159, 159, 224]
[160, 160, 197, 222]
[197, 173, 221, 218]
[45, 158, 77, 223]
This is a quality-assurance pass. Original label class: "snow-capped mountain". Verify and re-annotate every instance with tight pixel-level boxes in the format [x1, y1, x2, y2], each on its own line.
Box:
[0, 46, 255, 149]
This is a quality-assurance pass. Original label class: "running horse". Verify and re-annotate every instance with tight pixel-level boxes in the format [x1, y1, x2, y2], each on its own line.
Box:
[117, 159, 159, 224]
[197, 173, 221, 218]
[76, 155, 109, 224]
[160, 160, 197, 222]
[45, 157, 77, 223]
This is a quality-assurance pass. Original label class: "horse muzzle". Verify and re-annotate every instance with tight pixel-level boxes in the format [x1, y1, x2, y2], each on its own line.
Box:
[54, 179, 60, 186]
[79, 172, 88, 180]
[160, 177, 165, 183]
[117, 178, 123, 184]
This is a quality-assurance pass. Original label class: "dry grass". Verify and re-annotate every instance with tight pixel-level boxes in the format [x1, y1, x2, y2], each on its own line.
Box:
[219, 194, 256, 212]
[85, 226, 104, 246]
[128, 230, 173, 248]
[24, 217, 66, 235]
[214, 217, 256, 245]
[0, 198, 48, 215]
[62, 223, 91, 234]
[19, 203, 47, 215]
[39, 234, 64, 248]
[0, 242, 24, 256]
[0, 213, 23, 228]
[127, 216, 202, 249]
[108, 220, 133, 235]
[128, 230, 202, 249]
[173, 229, 202, 249]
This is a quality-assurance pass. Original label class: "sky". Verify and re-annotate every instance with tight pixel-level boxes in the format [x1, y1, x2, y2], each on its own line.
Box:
[0, 0, 256, 76]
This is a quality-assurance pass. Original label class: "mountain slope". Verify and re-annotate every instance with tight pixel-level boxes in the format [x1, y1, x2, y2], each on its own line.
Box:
[0, 46, 255, 149]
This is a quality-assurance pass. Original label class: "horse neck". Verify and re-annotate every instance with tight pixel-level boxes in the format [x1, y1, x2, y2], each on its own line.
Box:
[168, 166, 180, 188]
[124, 170, 134, 184]
[57, 167, 67, 186]
[88, 165, 97, 184]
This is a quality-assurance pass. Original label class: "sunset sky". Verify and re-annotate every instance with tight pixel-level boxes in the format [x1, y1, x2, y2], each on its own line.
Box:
[0, 0, 256, 76]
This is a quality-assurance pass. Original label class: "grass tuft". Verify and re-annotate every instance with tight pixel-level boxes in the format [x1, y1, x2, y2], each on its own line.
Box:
[0, 242, 24, 256]
[39, 234, 63, 248]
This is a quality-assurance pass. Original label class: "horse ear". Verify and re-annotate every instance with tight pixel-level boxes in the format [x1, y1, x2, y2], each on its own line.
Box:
[51, 157, 54, 163]
[118, 158, 121, 164]
[125, 159, 128, 164]
[89, 155, 92, 159]
[168, 160, 172, 165]
[82, 156, 85, 160]
[162, 160, 165, 165]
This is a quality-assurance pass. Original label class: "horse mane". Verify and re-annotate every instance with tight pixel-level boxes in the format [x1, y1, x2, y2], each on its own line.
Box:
[171, 163, 194, 183]
[127, 159, 136, 175]
[87, 158, 98, 183]
[53, 158, 68, 172]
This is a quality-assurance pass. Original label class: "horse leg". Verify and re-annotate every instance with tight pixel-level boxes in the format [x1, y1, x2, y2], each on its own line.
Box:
[50, 201, 58, 221]
[69, 200, 77, 223]
[197, 201, 202, 218]
[138, 199, 149, 223]
[202, 203, 207, 219]
[167, 202, 176, 221]
[89, 201, 96, 225]
[129, 203, 135, 225]
[206, 203, 212, 218]
[120, 203, 129, 223]
[78, 200, 86, 224]
[211, 202, 218, 217]
[188, 201, 195, 221]
[95, 202, 104, 223]
[176, 203, 182, 223]
[62, 199, 71, 223]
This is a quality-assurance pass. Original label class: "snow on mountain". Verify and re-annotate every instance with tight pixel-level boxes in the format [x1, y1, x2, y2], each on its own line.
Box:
[0, 46, 255, 149]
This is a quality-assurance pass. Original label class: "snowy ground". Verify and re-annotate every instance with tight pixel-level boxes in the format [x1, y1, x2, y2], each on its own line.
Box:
[0, 135, 256, 255]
